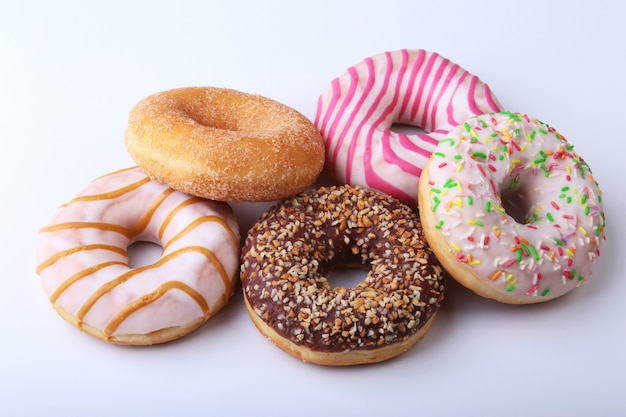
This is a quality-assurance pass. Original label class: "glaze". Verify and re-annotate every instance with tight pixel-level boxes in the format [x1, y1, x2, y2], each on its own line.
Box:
[36, 167, 241, 344]
[418, 112, 606, 303]
[241, 184, 444, 365]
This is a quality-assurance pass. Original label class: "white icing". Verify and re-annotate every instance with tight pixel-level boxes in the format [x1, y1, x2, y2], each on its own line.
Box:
[424, 112, 606, 300]
[36, 167, 240, 342]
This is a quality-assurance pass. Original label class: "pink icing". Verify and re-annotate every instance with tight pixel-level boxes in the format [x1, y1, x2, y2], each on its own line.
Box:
[316, 49, 502, 204]
[35, 167, 241, 342]
[423, 112, 606, 300]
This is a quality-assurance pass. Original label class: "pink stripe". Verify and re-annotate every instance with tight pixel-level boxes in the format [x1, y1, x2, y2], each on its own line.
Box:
[368, 133, 415, 203]
[419, 57, 448, 130]
[314, 95, 322, 126]
[484, 84, 502, 112]
[446, 71, 468, 126]
[398, 49, 425, 122]
[410, 52, 437, 121]
[467, 76, 481, 115]
[364, 60, 416, 203]
[316, 78, 340, 136]
[342, 58, 378, 182]
[382, 132, 423, 175]
[429, 63, 459, 132]
[416, 133, 440, 146]
[367, 130, 417, 204]
[370, 52, 420, 176]
[355, 54, 393, 178]
[380, 52, 440, 185]
[327, 67, 367, 173]
[325, 75, 356, 158]
[397, 133, 437, 155]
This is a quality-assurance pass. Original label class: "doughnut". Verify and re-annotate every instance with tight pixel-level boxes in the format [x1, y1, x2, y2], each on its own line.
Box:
[35, 167, 241, 345]
[418, 112, 606, 304]
[315, 49, 502, 205]
[240, 184, 445, 365]
[125, 86, 325, 202]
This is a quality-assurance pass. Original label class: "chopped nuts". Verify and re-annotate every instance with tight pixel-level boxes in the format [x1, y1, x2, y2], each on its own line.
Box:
[240, 184, 444, 352]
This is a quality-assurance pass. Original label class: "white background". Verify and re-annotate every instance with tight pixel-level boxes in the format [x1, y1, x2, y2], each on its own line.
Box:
[2, 1, 625, 416]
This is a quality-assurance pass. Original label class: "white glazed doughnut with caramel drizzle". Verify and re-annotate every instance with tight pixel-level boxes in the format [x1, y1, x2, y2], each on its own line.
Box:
[36, 166, 241, 345]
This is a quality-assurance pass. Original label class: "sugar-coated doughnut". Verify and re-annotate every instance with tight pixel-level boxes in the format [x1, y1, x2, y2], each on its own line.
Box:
[315, 49, 502, 205]
[418, 112, 606, 304]
[240, 184, 444, 366]
[36, 167, 241, 345]
[125, 87, 325, 202]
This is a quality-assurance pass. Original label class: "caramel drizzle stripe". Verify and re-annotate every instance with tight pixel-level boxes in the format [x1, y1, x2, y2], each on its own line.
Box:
[39, 222, 133, 239]
[103, 281, 210, 337]
[89, 166, 140, 183]
[163, 215, 241, 252]
[36, 244, 128, 274]
[41, 185, 175, 275]
[132, 187, 175, 236]
[49, 261, 127, 303]
[157, 197, 207, 241]
[76, 246, 230, 322]
[61, 176, 151, 206]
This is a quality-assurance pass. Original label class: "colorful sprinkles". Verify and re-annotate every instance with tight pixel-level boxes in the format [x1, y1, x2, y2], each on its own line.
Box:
[424, 112, 606, 301]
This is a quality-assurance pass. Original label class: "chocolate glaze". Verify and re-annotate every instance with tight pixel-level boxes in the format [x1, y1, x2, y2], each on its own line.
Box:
[240, 184, 444, 353]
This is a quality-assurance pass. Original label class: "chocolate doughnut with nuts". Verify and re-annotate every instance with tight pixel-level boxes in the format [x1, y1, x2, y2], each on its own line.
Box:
[240, 184, 444, 366]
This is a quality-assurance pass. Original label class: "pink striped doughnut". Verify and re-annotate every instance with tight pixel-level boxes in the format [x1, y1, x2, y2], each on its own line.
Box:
[315, 49, 502, 204]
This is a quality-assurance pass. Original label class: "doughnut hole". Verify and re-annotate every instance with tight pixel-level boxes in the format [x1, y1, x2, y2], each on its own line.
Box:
[500, 169, 539, 225]
[501, 189, 533, 224]
[326, 263, 369, 289]
[390, 123, 428, 135]
[127, 241, 163, 269]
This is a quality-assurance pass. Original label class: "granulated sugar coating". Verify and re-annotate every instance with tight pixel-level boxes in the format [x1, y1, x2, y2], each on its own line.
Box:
[124, 87, 325, 202]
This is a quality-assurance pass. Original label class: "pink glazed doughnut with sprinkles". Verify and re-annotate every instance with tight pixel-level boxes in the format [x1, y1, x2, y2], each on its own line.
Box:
[418, 112, 606, 304]
[315, 49, 502, 205]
